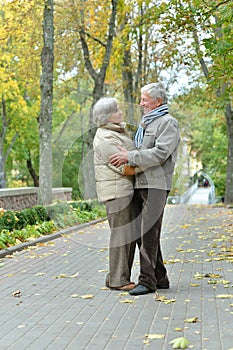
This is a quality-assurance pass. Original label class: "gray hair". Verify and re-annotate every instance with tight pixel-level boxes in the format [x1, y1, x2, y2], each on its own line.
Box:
[141, 82, 168, 104]
[93, 97, 118, 126]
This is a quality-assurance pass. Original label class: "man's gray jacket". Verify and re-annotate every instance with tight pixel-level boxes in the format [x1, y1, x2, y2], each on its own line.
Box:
[128, 113, 180, 190]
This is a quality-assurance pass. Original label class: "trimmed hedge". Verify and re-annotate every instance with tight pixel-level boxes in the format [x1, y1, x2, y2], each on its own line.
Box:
[0, 201, 99, 232]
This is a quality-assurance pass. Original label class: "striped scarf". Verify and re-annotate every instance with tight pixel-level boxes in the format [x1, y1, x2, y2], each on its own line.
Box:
[134, 104, 169, 148]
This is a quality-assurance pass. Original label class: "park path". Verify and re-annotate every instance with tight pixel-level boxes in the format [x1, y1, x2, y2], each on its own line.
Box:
[187, 188, 211, 205]
[0, 203, 232, 350]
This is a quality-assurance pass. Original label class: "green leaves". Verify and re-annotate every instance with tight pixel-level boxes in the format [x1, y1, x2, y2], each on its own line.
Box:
[170, 337, 189, 349]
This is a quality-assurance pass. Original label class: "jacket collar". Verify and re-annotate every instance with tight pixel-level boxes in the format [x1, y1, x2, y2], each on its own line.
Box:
[101, 122, 126, 133]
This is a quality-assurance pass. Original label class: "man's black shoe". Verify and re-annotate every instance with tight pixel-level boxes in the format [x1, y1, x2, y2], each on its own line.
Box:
[129, 285, 154, 296]
[156, 284, 169, 289]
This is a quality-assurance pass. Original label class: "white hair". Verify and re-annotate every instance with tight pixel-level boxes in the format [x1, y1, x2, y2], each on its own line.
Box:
[141, 82, 168, 104]
[93, 97, 118, 126]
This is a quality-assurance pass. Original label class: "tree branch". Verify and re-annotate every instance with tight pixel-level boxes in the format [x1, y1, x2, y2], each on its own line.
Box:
[203, 0, 232, 16]
[79, 27, 98, 81]
[192, 25, 209, 79]
[99, 0, 117, 80]
[84, 31, 106, 48]
[4, 132, 18, 162]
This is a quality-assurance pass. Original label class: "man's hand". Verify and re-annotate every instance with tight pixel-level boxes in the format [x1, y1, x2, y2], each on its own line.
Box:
[109, 146, 129, 167]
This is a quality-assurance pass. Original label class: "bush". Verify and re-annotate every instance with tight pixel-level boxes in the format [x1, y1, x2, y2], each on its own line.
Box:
[45, 203, 71, 220]
[0, 211, 18, 231]
[0, 200, 106, 250]
[0, 206, 50, 231]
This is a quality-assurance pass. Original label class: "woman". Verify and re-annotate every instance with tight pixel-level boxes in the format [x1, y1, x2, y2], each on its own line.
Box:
[93, 97, 138, 291]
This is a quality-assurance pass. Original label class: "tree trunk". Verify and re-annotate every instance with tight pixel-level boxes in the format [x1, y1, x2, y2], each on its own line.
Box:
[225, 103, 233, 204]
[39, 0, 54, 205]
[0, 95, 18, 188]
[27, 155, 39, 187]
[78, 0, 117, 199]
[0, 95, 6, 188]
[0, 154, 5, 188]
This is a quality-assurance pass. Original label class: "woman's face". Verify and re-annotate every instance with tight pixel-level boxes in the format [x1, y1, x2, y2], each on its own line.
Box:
[108, 106, 123, 124]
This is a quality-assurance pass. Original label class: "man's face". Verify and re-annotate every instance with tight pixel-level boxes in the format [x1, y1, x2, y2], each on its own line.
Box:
[140, 92, 162, 114]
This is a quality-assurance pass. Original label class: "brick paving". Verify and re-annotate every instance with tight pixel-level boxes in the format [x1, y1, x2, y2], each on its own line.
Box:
[0, 205, 232, 350]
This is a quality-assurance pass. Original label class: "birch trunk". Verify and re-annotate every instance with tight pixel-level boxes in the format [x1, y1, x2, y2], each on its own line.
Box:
[39, 0, 54, 205]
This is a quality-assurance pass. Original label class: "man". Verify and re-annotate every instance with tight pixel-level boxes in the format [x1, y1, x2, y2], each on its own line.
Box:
[109, 82, 180, 295]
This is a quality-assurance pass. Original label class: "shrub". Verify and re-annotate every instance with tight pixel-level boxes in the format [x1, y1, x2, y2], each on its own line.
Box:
[0, 211, 17, 231]
[0, 200, 106, 250]
[45, 203, 70, 220]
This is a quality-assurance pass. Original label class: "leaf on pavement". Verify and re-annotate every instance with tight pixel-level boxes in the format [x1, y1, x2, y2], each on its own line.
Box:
[193, 272, 204, 279]
[155, 295, 176, 304]
[180, 224, 191, 229]
[118, 292, 129, 296]
[205, 273, 221, 278]
[184, 316, 199, 323]
[54, 272, 79, 279]
[145, 333, 165, 340]
[70, 294, 79, 298]
[170, 337, 190, 349]
[12, 290, 21, 297]
[216, 294, 233, 299]
[80, 294, 94, 299]
[98, 269, 108, 273]
[208, 279, 230, 285]
[120, 299, 135, 303]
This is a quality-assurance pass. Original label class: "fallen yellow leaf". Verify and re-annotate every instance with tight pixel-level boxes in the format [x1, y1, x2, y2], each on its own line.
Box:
[184, 316, 199, 323]
[54, 272, 79, 279]
[145, 333, 165, 340]
[190, 283, 200, 287]
[98, 269, 108, 273]
[174, 328, 183, 332]
[155, 295, 176, 304]
[54, 274, 67, 279]
[70, 294, 79, 298]
[80, 294, 94, 299]
[120, 299, 135, 303]
[205, 273, 221, 278]
[216, 294, 233, 299]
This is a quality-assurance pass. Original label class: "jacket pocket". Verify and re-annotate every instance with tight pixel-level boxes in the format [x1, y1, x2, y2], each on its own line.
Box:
[143, 131, 157, 148]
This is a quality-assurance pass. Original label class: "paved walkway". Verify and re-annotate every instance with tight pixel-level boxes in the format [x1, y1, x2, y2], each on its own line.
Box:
[0, 204, 232, 350]
[187, 188, 210, 205]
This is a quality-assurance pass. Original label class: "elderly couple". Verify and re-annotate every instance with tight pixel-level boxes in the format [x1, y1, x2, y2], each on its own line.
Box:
[93, 82, 180, 296]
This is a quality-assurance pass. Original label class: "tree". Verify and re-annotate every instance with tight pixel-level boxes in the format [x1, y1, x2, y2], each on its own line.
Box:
[39, 0, 54, 205]
[0, 0, 43, 188]
[171, 87, 228, 197]
[159, 0, 233, 203]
